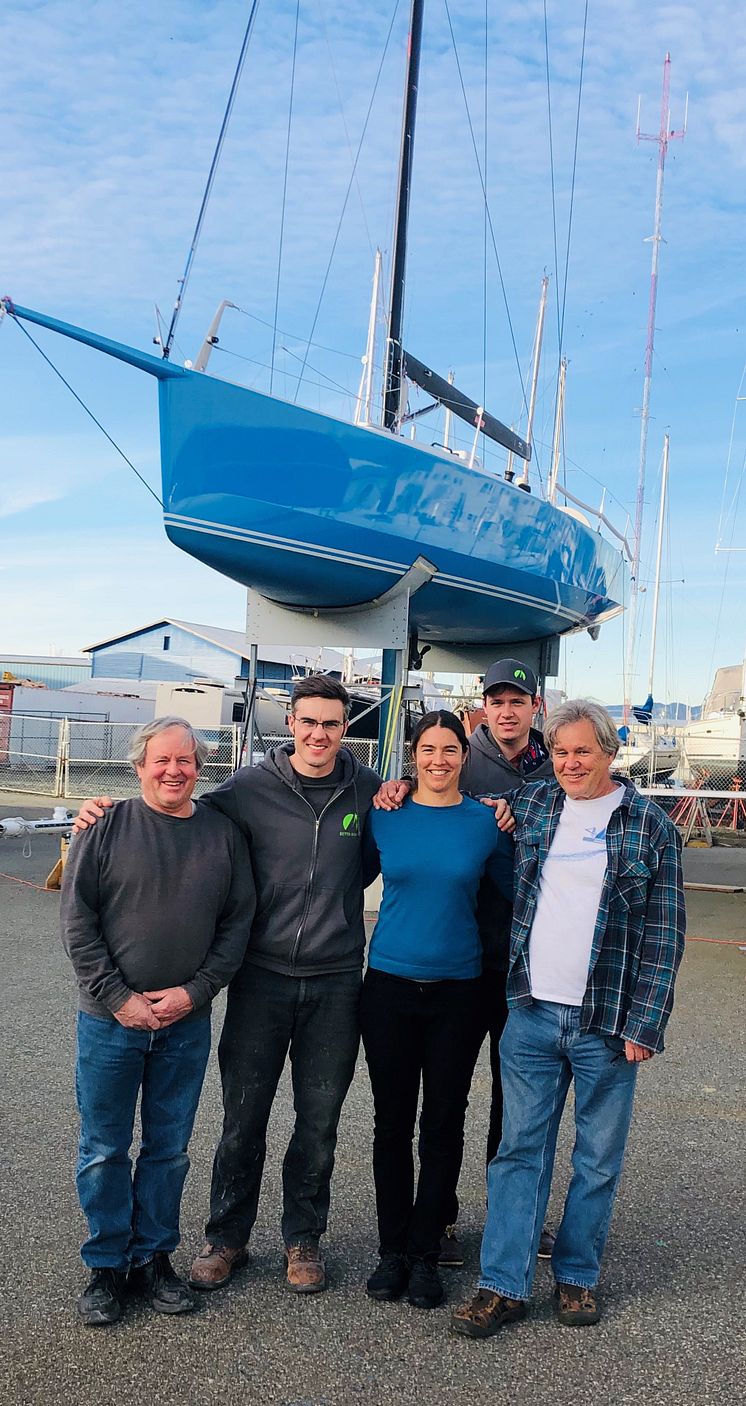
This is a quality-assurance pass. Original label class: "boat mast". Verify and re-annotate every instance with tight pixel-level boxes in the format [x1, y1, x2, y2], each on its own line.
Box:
[518, 274, 549, 491]
[383, 0, 425, 432]
[547, 357, 567, 504]
[647, 432, 669, 699]
[355, 249, 383, 426]
[624, 54, 686, 714]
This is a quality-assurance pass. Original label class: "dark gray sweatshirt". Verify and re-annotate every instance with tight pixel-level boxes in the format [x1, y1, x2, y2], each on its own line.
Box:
[460, 724, 555, 971]
[201, 743, 381, 977]
[60, 798, 255, 1020]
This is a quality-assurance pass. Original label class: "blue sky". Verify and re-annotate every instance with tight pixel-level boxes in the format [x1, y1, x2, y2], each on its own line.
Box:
[2, 0, 745, 706]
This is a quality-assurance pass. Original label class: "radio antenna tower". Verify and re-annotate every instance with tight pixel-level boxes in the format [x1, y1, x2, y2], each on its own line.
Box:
[624, 54, 687, 717]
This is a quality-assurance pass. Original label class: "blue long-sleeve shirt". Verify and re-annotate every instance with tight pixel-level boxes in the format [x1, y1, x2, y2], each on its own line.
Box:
[364, 796, 514, 981]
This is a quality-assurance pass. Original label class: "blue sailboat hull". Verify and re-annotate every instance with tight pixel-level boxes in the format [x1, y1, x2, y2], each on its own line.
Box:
[8, 304, 627, 644]
[158, 373, 626, 643]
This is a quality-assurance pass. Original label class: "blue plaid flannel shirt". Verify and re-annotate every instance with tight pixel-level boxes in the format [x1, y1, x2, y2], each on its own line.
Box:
[507, 776, 686, 1052]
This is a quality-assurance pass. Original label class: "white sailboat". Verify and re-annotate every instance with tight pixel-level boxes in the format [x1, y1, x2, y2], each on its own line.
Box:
[682, 661, 746, 786]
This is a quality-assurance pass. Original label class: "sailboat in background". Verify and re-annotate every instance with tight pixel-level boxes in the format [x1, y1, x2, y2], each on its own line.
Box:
[1, 0, 629, 665]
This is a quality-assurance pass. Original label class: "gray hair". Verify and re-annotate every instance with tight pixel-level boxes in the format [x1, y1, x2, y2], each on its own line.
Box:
[127, 716, 208, 772]
[544, 699, 620, 757]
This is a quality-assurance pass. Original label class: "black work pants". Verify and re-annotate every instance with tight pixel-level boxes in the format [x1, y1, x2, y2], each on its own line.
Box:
[360, 966, 483, 1263]
[445, 964, 509, 1225]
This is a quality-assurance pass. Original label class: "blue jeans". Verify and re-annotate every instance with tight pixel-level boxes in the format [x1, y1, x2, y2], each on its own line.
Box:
[206, 964, 361, 1248]
[479, 1001, 638, 1299]
[75, 1011, 211, 1271]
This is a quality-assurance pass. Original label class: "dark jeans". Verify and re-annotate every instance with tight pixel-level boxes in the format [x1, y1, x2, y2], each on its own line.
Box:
[206, 964, 361, 1249]
[75, 1011, 211, 1271]
[445, 965, 509, 1225]
[360, 966, 483, 1263]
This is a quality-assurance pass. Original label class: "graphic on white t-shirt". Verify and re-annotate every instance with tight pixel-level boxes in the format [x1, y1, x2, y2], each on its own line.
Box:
[528, 785, 624, 1006]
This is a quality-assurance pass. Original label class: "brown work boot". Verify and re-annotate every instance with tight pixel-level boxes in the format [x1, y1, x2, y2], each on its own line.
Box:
[188, 1242, 248, 1291]
[554, 1281, 601, 1326]
[284, 1243, 326, 1293]
[451, 1288, 527, 1339]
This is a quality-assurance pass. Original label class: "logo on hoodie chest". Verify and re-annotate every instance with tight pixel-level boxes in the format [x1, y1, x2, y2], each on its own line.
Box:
[339, 812, 360, 837]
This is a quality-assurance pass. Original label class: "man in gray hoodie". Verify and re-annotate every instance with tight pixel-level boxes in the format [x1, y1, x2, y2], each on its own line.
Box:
[190, 674, 382, 1294]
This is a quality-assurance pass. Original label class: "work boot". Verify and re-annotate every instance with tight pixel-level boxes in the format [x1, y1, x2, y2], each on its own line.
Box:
[189, 1242, 249, 1290]
[537, 1227, 556, 1260]
[127, 1253, 197, 1314]
[285, 1243, 326, 1293]
[77, 1268, 127, 1327]
[451, 1288, 527, 1339]
[438, 1224, 464, 1268]
[366, 1252, 409, 1302]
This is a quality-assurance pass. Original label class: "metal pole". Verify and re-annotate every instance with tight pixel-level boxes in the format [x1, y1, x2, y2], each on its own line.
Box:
[624, 54, 686, 715]
[383, 0, 425, 431]
[547, 358, 567, 504]
[518, 274, 549, 489]
[647, 432, 669, 699]
[355, 249, 382, 426]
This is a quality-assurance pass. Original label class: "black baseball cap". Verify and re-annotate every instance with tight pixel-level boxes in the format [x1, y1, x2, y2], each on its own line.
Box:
[482, 658, 538, 698]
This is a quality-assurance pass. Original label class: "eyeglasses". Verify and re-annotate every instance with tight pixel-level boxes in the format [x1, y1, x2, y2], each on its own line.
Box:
[293, 716, 345, 733]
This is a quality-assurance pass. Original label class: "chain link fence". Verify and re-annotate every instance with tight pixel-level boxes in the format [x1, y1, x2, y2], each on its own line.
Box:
[0, 713, 65, 794]
[0, 715, 239, 799]
[0, 716, 391, 797]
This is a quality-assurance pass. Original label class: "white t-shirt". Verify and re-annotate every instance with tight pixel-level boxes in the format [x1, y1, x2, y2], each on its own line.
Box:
[528, 785, 625, 1006]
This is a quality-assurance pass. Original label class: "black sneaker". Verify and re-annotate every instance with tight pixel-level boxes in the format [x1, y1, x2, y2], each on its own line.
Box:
[127, 1252, 197, 1315]
[77, 1268, 127, 1326]
[407, 1258, 444, 1310]
[537, 1227, 556, 1260]
[366, 1252, 409, 1302]
[438, 1225, 464, 1268]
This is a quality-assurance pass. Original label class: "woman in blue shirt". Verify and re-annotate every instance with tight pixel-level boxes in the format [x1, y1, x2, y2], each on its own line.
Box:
[361, 710, 513, 1310]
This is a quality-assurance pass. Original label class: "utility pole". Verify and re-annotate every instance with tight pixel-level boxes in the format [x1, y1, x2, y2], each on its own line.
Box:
[624, 54, 686, 717]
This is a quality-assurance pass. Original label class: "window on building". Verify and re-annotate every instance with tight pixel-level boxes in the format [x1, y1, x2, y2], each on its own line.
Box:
[163, 636, 171, 651]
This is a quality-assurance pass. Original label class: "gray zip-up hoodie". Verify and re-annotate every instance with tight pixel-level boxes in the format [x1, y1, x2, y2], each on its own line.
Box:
[460, 723, 554, 797]
[460, 723, 555, 971]
[201, 744, 381, 977]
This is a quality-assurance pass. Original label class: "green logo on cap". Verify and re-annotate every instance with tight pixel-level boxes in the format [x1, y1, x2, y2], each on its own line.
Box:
[514, 668, 527, 681]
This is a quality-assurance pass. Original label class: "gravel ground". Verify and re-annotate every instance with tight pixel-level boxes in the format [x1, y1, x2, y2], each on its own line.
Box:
[1, 811, 744, 1406]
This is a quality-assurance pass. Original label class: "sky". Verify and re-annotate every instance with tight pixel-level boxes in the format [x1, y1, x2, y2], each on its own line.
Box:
[2, 0, 746, 707]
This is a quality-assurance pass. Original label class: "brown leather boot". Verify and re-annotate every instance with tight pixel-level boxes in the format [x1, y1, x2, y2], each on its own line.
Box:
[188, 1243, 248, 1291]
[284, 1243, 326, 1293]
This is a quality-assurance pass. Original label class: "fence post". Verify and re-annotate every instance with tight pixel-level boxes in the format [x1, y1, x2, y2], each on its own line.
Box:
[55, 717, 69, 798]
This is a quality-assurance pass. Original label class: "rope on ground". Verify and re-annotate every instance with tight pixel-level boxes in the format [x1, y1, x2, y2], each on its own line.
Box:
[0, 871, 59, 892]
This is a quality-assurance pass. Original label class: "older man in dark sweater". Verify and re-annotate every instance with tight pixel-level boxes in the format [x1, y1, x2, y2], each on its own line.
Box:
[61, 717, 255, 1327]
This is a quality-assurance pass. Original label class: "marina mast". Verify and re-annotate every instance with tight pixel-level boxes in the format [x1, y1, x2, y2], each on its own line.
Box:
[624, 54, 686, 716]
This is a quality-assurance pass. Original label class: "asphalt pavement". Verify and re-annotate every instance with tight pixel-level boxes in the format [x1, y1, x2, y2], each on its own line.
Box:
[1, 805, 744, 1406]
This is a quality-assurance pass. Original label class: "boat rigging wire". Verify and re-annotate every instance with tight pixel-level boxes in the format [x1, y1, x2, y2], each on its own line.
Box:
[292, 0, 401, 405]
[271, 0, 301, 395]
[162, 0, 262, 360]
[543, 0, 589, 488]
[233, 305, 362, 360]
[442, 0, 529, 422]
[7, 315, 164, 509]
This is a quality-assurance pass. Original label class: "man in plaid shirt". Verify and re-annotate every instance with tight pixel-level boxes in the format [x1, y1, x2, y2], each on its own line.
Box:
[452, 699, 685, 1338]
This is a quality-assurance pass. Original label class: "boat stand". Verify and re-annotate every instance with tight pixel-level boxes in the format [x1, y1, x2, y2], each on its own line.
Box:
[242, 556, 438, 778]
